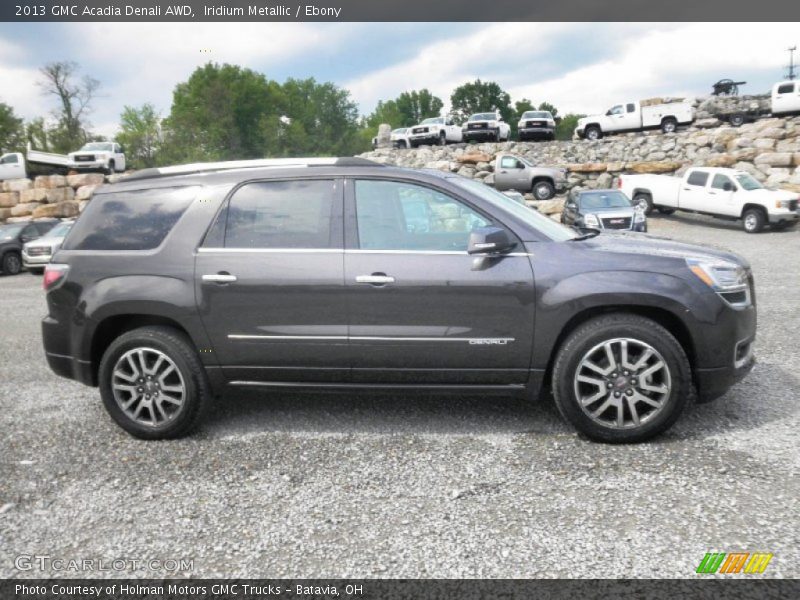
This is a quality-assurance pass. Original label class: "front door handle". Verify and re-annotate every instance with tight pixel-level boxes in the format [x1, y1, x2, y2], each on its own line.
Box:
[202, 272, 237, 284]
[356, 274, 395, 285]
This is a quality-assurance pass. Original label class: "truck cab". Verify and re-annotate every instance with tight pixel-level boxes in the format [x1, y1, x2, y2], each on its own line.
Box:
[0, 152, 26, 181]
[771, 81, 800, 115]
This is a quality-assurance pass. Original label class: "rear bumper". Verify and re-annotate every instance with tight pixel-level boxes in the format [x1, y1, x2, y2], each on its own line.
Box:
[42, 316, 95, 386]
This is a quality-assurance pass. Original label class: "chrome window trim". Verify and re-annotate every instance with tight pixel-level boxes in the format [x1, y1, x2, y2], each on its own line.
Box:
[198, 247, 530, 257]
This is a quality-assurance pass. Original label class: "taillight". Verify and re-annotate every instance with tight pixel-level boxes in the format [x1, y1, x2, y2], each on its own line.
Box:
[43, 264, 69, 291]
[617, 177, 623, 188]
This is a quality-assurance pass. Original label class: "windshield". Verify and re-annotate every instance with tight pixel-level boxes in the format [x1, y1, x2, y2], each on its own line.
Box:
[469, 113, 497, 121]
[579, 191, 632, 210]
[735, 173, 763, 191]
[451, 178, 577, 242]
[420, 117, 443, 125]
[522, 111, 551, 119]
[41, 221, 73, 238]
[80, 142, 113, 151]
[0, 224, 25, 239]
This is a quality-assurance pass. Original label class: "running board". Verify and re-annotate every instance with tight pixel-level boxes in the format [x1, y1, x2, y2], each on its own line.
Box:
[228, 381, 526, 392]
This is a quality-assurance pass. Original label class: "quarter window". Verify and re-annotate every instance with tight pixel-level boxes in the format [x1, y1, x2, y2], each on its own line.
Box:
[686, 171, 710, 187]
[354, 180, 490, 251]
[224, 180, 337, 249]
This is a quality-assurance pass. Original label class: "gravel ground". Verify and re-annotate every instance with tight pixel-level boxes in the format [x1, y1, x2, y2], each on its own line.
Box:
[0, 213, 798, 579]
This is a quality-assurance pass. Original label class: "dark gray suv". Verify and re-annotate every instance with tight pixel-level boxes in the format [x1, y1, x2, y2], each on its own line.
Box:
[42, 158, 756, 443]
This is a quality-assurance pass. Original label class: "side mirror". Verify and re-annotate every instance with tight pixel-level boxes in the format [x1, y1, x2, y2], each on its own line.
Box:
[605, 110, 612, 116]
[20, 235, 34, 243]
[467, 227, 515, 255]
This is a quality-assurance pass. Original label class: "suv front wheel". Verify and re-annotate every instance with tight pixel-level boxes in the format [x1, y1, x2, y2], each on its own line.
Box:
[552, 314, 691, 443]
[98, 326, 210, 439]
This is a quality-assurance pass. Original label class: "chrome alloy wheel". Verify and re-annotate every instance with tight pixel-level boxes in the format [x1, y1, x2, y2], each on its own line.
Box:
[573, 338, 671, 429]
[111, 347, 186, 427]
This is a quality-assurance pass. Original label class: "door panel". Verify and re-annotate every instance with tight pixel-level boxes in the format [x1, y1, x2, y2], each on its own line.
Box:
[345, 178, 536, 384]
[196, 178, 348, 383]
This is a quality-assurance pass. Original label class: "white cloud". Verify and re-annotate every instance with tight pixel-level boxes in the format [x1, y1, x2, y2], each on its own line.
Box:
[0, 38, 49, 120]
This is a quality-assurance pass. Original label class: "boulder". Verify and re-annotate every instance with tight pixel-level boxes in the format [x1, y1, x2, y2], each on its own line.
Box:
[10, 202, 41, 217]
[375, 123, 392, 149]
[694, 118, 722, 129]
[794, 153, 800, 167]
[704, 154, 738, 167]
[754, 152, 794, 167]
[66, 173, 105, 188]
[456, 152, 493, 165]
[628, 161, 682, 174]
[530, 198, 565, 215]
[75, 184, 99, 201]
[34, 174, 67, 189]
[45, 187, 75, 204]
[19, 188, 48, 203]
[0, 191, 20, 208]
[758, 127, 786, 140]
[0, 208, 12, 220]
[32, 201, 79, 219]
[78, 200, 90, 213]
[5, 216, 32, 223]
[566, 162, 607, 173]
[3, 178, 32, 192]
[753, 138, 776, 150]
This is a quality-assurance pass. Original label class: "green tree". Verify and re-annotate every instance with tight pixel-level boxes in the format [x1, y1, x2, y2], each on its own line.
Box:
[39, 61, 100, 152]
[395, 89, 443, 126]
[117, 103, 161, 168]
[25, 117, 50, 152]
[449, 79, 512, 125]
[556, 113, 584, 140]
[514, 98, 536, 119]
[161, 63, 284, 163]
[537, 101, 559, 118]
[0, 102, 25, 153]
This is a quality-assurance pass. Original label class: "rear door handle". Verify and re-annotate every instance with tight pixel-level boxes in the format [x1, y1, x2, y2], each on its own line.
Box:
[356, 274, 395, 285]
[202, 273, 237, 284]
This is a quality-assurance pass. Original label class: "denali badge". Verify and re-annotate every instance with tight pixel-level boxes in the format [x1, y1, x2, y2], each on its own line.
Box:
[469, 339, 511, 345]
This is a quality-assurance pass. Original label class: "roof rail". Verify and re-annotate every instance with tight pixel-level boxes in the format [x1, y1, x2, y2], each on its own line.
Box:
[123, 156, 382, 182]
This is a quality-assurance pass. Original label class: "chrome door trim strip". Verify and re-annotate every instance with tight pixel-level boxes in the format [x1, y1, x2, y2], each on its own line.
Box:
[198, 247, 530, 257]
[228, 334, 515, 343]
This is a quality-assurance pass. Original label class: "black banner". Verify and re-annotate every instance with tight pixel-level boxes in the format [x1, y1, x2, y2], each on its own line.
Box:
[1, 0, 800, 22]
[3, 579, 799, 600]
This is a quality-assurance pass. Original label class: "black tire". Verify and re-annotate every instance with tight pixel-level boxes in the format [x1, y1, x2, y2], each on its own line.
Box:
[661, 118, 678, 134]
[532, 179, 555, 200]
[2, 251, 22, 275]
[742, 208, 766, 233]
[98, 326, 211, 439]
[438, 132, 447, 146]
[633, 193, 654, 215]
[585, 126, 601, 141]
[552, 314, 691, 443]
[401, 140, 409, 149]
[107, 159, 116, 175]
[656, 206, 675, 215]
[729, 113, 746, 127]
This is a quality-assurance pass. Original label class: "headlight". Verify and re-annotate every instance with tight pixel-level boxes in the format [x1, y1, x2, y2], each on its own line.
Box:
[518, 121, 524, 128]
[687, 258, 750, 306]
[584, 214, 600, 228]
[633, 207, 646, 222]
[775, 199, 793, 209]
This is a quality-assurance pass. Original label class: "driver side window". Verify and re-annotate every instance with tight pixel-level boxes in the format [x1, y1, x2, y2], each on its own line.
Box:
[711, 174, 734, 191]
[354, 180, 490, 251]
[500, 157, 521, 169]
[609, 105, 624, 115]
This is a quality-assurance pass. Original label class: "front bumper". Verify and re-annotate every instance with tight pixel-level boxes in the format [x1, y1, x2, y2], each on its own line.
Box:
[695, 336, 755, 402]
[463, 128, 498, 141]
[69, 160, 106, 170]
[22, 252, 51, 268]
[519, 127, 554, 139]
[768, 211, 799, 224]
[409, 133, 440, 145]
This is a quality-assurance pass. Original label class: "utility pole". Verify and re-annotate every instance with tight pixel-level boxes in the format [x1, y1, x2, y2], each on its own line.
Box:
[787, 46, 797, 80]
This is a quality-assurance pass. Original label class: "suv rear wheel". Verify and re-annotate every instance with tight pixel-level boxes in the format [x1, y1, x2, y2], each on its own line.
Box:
[98, 326, 210, 439]
[552, 314, 691, 443]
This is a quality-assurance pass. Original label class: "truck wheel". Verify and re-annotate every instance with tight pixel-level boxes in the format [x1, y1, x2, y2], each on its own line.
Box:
[98, 326, 211, 439]
[439, 132, 447, 146]
[106, 159, 116, 175]
[661, 118, 678, 134]
[633, 193, 654, 215]
[742, 208, 765, 233]
[2, 252, 22, 275]
[533, 180, 555, 200]
[585, 126, 601, 141]
[729, 113, 746, 127]
[551, 313, 691, 443]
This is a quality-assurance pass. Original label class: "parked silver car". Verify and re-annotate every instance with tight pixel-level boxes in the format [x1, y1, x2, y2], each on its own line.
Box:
[493, 154, 567, 200]
[22, 220, 74, 274]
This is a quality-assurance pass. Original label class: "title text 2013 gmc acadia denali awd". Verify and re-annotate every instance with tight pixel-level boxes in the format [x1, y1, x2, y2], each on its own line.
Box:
[42, 158, 756, 443]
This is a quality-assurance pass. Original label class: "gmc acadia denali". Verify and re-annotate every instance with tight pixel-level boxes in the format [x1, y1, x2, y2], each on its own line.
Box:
[42, 158, 756, 442]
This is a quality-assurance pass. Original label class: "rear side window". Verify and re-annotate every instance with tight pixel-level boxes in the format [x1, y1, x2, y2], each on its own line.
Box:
[63, 186, 196, 251]
[777, 83, 795, 94]
[223, 180, 337, 249]
[686, 171, 709, 187]
[626, 103, 636, 113]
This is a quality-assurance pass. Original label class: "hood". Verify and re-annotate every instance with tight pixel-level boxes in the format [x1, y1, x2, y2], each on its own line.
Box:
[584, 206, 636, 216]
[743, 187, 799, 201]
[580, 231, 748, 268]
[25, 236, 65, 250]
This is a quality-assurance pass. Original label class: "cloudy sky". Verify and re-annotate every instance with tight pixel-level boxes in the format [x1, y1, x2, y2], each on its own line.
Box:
[0, 22, 797, 138]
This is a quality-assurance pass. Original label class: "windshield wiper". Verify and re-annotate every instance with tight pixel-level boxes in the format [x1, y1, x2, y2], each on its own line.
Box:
[569, 229, 601, 241]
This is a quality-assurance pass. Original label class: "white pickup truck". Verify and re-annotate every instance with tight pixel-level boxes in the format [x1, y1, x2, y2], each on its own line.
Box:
[68, 141, 126, 173]
[576, 99, 695, 140]
[408, 116, 463, 147]
[618, 167, 799, 233]
[0, 150, 71, 180]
